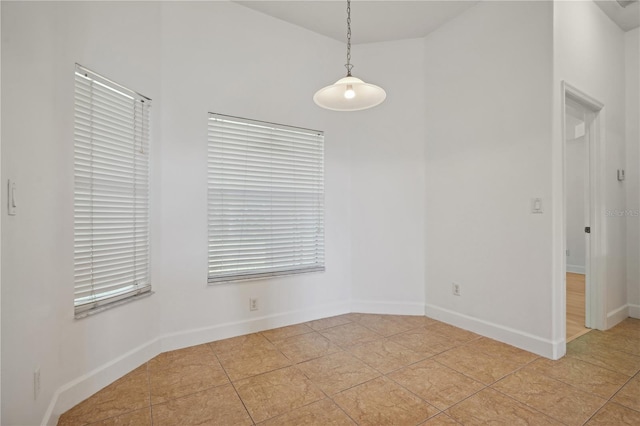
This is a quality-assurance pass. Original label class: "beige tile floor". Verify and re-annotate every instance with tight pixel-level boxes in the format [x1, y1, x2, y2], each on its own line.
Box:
[58, 314, 640, 426]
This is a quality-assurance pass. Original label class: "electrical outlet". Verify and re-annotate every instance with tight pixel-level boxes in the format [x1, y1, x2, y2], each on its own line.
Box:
[249, 298, 258, 311]
[452, 283, 461, 296]
[34, 368, 41, 400]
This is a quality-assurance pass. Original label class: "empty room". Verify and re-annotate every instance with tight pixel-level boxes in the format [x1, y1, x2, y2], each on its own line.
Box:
[1, 0, 639, 425]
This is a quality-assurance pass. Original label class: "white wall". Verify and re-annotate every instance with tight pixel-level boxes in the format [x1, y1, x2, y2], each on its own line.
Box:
[157, 1, 353, 345]
[553, 0, 628, 329]
[566, 136, 587, 273]
[1, 1, 355, 424]
[1, 2, 163, 425]
[423, 1, 555, 356]
[346, 38, 426, 315]
[626, 28, 640, 318]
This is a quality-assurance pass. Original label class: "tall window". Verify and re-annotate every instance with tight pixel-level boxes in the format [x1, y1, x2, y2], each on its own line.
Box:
[207, 114, 325, 284]
[73, 64, 151, 316]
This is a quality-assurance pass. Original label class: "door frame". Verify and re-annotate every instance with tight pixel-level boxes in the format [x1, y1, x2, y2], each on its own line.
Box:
[561, 81, 606, 334]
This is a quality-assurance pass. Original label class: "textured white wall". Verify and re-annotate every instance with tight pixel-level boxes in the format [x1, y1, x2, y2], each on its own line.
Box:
[423, 0, 555, 354]
[553, 0, 629, 329]
[346, 38, 427, 314]
[157, 1, 352, 342]
[1, 3, 163, 424]
[1, 2, 352, 424]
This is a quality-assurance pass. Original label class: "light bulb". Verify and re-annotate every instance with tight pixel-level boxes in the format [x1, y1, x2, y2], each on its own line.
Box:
[344, 84, 355, 99]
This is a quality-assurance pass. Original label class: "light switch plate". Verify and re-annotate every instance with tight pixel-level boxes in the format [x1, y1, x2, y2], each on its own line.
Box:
[531, 198, 543, 214]
[8, 179, 16, 215]
[617, 169, 625, 181]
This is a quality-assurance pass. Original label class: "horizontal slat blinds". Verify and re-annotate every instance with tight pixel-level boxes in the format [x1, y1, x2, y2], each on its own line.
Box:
[207, 114, 325, 284]
[74, 64, 151, 315]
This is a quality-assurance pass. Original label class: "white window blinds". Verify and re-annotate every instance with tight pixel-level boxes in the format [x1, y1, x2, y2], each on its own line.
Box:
[74, 64, 151, 316]
[207, 114, 325, 284]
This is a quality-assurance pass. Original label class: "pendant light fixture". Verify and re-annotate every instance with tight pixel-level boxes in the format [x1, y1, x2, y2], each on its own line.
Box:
[313, 0, 386, 111]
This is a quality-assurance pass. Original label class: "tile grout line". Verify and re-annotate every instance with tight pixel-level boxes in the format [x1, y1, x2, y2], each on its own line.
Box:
[488, 353, 612, 424]
[60, 365, 152, 426]
[566, 334, 640, 375]
[207, 343, 256, 425]
[606, 370, 637, 410]
[490, 353, 594, 423]
[59, 315, 640, 425]
[145, 346, 237, 409]
[381, 372, 447, 418]
[436, 356, 567, 423]
[530, 359, 632, 402]
[486, 385, 572, 426]
[310, 324, 456, 415]
[146, 362, 153, 426]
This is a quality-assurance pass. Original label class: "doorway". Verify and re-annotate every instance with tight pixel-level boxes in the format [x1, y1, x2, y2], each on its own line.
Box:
[565, 99, 590, 341]
[562, 82, 605, 342]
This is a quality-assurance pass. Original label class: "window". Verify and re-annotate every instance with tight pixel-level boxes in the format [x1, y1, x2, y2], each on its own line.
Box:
[73, 64, 151, 316]
[207, 114, 325, 284]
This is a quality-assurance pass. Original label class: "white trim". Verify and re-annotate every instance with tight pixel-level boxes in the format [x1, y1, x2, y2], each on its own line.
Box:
[160, 301, 349, 353]
[606, 304, 630, 328]
[425, 304, 562, 359]
[350, 300, 426, 316]
[42, 338, 162, 426]
[629, 304, 640, 319]
[41, 301, 350, 425]
[554, 82, 607, 359]
[564, 83, 605, 111]
[566, 264, 586, 274]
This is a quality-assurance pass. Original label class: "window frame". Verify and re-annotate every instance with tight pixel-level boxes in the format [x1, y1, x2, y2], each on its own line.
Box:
[73, 64, 152, 318]
[207, 113, 325, 285]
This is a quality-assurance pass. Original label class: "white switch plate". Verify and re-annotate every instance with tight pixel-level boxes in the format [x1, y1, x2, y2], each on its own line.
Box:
[8, 179, 16, 215]
[531, 198, 543, 214]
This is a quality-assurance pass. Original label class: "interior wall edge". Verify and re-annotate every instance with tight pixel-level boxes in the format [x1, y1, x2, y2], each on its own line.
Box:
[629, 304, 640, 319]
[40, 300, 351, 425]
[425, 304, 562, 360]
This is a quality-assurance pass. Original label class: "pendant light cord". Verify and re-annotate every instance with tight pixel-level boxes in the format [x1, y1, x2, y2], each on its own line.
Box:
[345, 0, 353, 76]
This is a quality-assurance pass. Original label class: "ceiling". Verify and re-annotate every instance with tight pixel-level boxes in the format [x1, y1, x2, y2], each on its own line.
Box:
[594, 0, 640, 31]
[237, 0, 639, 44]
[236, 1, 480, 44]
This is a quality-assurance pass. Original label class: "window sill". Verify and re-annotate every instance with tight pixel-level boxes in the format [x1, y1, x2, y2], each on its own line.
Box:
[208, 267, 325, 285]
[74, 291, 154, 320]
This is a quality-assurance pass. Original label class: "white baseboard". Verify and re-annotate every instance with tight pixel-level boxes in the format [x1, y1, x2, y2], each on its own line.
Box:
[606, 304, 630, 328]
[566, 264, 585, 274]
[42, 338, 162, 425]
[42, 301, 350, 426]
[160, 301, 350, 353]
[425, 304, 561, 359]
[351, 300, 426, 316]
[629, 304, 640, 319]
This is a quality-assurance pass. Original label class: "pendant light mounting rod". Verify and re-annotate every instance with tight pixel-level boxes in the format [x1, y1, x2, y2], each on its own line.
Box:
[345, 0, 353, 76]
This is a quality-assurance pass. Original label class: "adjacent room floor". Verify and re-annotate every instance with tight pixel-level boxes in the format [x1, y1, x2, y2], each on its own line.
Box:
[567, 272, 591, 342]
[59, 314, 640, 425]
